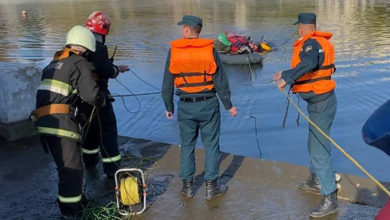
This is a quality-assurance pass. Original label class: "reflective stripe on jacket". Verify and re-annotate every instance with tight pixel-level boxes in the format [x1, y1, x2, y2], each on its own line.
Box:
[169, 38, 217, 93]
[36, 48, 100, 141]
[291, 31, 336, 94]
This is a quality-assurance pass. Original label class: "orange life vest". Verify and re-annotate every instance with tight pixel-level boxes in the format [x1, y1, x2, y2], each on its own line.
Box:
[169, 38, 217, 93]
[291, 31, 336, 94]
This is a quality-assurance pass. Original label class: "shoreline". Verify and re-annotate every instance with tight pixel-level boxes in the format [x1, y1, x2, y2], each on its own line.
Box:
[0, 135, 385, 219]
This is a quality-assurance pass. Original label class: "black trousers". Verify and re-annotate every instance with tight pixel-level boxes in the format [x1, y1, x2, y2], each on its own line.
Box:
[81, 102, 121, 175]
[40, 135, 83, 216]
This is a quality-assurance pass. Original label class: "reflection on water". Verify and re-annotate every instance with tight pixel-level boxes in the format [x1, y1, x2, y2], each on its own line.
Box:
[1, 0, 390, 180]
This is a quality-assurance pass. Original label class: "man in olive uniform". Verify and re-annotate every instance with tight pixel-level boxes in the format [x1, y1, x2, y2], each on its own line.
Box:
[82, 11, 129, 177]
[162, 15, 237, 200]
[274, 13, 338, 218]
[36, 25, 104, 217]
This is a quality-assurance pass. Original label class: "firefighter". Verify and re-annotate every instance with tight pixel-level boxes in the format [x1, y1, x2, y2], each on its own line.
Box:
[81, 11, 129, 177]
[36, 25, 105, 217]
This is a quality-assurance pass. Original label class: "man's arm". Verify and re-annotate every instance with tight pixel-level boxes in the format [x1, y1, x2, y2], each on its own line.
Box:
[88, 43, 120, 79]
[161, 50, 175, 115]
[74, 60, 105, 106]
[212, 49, 233, 110]
[281, 39, 321, 85]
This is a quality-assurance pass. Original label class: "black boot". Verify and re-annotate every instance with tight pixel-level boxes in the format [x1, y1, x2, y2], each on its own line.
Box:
[180, 180, 194, 198]
[298, 173, 321, 193]
[205, 179, 228, 200]
[309, 190, 338, 218]
[58, 199, 83, 220]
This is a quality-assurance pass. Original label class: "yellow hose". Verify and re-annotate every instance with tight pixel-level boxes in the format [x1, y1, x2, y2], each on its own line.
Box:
[120, 177, 140, 205]
[281, 89, 390, 197]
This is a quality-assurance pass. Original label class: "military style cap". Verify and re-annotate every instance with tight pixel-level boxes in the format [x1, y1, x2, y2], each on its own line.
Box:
[294, 13, 316, 25]
[177, 15, 203, 27]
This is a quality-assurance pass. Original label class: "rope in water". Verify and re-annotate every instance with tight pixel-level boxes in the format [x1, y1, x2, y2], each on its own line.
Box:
[111, 92, 161, 97]
[120, 177, 141, 205]
[281, 89, 390, 197]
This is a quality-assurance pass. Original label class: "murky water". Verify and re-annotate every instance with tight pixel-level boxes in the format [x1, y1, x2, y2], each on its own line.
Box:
[1, 0, 390, 181]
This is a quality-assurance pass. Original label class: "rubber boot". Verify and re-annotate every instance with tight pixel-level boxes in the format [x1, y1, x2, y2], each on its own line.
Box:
[205, 179, 228, 200]
[298, 173, 321, 193]
[309, 190, 338, 218]
[180, 180, 194, 199]
[58, 199, 83, 220]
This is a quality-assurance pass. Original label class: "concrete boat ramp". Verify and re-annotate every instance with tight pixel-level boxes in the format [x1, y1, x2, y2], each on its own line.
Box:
[0, 136, 386, 219]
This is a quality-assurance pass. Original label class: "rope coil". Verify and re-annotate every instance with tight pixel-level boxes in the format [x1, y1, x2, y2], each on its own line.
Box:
[115, 168, 147, 216]
[120, 177, 141, 205]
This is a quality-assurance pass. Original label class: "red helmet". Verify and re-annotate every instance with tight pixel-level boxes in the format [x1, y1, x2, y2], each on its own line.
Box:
[85, 11, 111, 35]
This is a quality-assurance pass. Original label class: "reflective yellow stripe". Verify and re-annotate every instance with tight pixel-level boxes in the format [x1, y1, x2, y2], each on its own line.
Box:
[58, 194, 82, 204]
[37, 126, 81, 141]
[38, 79, 77, 96]
[81, 147, 99, 154]
[102, 154, 121, 163]
[38, 84, 70, 96]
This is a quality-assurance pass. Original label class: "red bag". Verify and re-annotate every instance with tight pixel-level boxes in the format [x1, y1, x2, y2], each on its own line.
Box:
[376, 199, 390, 220]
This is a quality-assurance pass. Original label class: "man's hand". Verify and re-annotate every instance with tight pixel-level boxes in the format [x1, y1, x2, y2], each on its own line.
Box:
[229, 106, 237, 117]
[277, 79, 287, 90]
[273, 71, 282, 81]
[118, 65, 129, 73]
[274, 71, 287, 90]
[165, 111, 173, 119]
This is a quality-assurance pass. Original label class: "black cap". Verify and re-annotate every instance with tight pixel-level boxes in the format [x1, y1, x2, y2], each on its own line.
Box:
[294, 13, 316, 25]
[177, 15, 203, 27]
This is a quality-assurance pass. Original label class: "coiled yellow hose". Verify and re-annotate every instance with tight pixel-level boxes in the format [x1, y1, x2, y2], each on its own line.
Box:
[120, 177, 140, 205]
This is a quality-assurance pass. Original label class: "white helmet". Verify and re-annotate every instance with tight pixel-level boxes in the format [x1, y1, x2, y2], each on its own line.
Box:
[66, 25, 96, 52]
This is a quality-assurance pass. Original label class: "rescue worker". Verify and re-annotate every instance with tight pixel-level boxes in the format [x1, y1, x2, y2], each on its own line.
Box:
[35, 25, 104, 217]
[81, 11, 129, 177]
[162, 15, 237, 200]
[273, 13, 338, 218]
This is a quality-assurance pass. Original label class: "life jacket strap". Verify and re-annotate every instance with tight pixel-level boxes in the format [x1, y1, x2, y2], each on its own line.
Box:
[177, 81, 213, 88]
[318, 63, 336, 73]
[294, 76, 332, 85]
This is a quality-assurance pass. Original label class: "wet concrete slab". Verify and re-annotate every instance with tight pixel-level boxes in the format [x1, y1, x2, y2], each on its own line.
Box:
[0, 136, 385, 219]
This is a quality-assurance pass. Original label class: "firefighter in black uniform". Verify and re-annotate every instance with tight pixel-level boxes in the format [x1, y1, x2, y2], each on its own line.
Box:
[35, 25, 105, 217]
[81, 11, 129, 177]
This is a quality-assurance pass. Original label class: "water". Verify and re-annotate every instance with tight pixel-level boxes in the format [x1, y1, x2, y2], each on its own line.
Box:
[1, 0, 390, 181]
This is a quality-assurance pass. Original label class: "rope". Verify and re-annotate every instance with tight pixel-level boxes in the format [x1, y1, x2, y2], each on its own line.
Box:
[111, 92, 161, 97]
[113, 68, 163, 114]
[246, 55, 255, 82]
[250, 115, 262, 158]
[120, 177, 140, 205]
[280, 88, 390, 197]
[114, 79, 142, 114]
[129, 69, 161, 91]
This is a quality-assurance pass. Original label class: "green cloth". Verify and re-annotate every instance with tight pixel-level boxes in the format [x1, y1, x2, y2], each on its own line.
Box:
[214, 41, 231, 54]
[218, 33, 231, 46]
